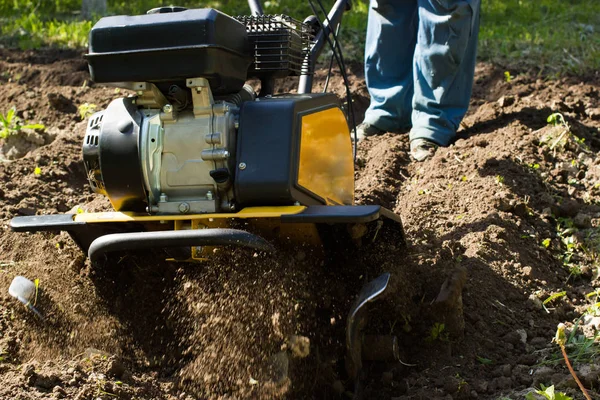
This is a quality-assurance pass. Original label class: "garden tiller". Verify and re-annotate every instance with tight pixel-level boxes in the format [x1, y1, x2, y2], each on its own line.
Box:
[10, 0, 406, 387]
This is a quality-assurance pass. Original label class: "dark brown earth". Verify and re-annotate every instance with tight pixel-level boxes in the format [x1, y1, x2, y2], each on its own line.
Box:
[1, 48, 600, 399]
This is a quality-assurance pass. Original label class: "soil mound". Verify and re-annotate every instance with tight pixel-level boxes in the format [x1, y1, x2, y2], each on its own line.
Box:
[1, 50, 599, 399]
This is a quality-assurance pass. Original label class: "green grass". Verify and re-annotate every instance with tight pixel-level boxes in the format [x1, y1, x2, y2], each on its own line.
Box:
[479, 0, 600, 75]
[0, 0, 598, 75]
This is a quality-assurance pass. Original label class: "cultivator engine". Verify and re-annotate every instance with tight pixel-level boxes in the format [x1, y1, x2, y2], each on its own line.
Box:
[10, 1, 406, 394]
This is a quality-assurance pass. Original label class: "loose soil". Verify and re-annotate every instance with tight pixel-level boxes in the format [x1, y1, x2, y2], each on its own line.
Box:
[1, 48, 600, 399]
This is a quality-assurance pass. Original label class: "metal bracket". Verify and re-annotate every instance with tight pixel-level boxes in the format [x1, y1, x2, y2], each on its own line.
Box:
[186, 77, 214, 117]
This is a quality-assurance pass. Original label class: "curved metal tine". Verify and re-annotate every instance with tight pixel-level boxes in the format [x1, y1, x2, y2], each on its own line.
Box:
[345, 273, 391, 388]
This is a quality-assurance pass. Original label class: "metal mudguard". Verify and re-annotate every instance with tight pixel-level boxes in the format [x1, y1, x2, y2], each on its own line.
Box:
[10, 205, 404, 259]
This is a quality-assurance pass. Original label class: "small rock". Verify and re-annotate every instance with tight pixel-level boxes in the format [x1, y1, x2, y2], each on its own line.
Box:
[47, 93, 76, 113]
[69, 255, 85, 273]
[558, 199, 581, 217]
[288, 335, 310, 358]
[529, 337, 548, 349]
[513, 364, 533, 385]
[492, 376, 512, 390]
[528, 294, 543, 310]
[22, 364, 36, 378]
[503, 331, 525, 347]
[497, 95, 515, 108]
[494, 197, 513, 212]
[522, 266, 533, 278]
[53, 385, 67, 398]
[586, 107, 600, 120]
[443, 376, 460, 394]
[17, 207, 37, 216]
[106, 358, 126, 379]
[35, 373, 60, 390]
[555, 373, 577, 389]
[539, 192, 555, 205]
[475, 138, 489, 147]
[533, 366, 554, 385]
[577, 364, 600, 387]
[541, 207, 553, 218]
[583, 315, 600, 330]
[516, 329, 528, 344]
[518, 354, 538, 366]
[573, 213, 592, 229]
[432, 266, 467, 340]
[472, 379, 488, 393]
[512, 202, 529, 218]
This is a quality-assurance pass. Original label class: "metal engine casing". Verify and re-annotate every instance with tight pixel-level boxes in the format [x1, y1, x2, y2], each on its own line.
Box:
[83, 78, 243, 214]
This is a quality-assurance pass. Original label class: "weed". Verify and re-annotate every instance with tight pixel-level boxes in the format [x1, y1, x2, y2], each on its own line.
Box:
[553, 324, 593, 400]
[547, 113, 568, 128]
[33, 167, 41, 176]
[476, 355, 494, 365]
[426, 322, 449, 342]
[566, 265, 583, 283]
[78, 103, 97, 120]
[504, 71, 514, 82]
[495, 175, 505, 185]
[526, 384, 573, 400]
[543, 291, 566, 313]
[542, 238, 551, 248]
[0, 107, 45, 139]
[0, 107, 17, 138]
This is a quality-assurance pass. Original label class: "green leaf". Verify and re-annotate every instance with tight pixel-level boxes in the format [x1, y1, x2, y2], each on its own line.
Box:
[6, 107, 15, 123]
[542, 238, 551, 248]
[544, 291, 567, 305]
[21, 123, 45, 131]
[547, 113, 565, 127]
[476, 355, 493, 365]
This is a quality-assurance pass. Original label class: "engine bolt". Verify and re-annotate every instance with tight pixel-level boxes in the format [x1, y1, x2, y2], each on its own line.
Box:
[239, 162, 247, 170]
[178, 202, 190, 214]
[163, 104, 173, 113]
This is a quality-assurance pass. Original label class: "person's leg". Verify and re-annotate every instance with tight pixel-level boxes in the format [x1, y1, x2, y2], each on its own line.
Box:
[363, 0, 418, 133]
[410, 0, 481, 147]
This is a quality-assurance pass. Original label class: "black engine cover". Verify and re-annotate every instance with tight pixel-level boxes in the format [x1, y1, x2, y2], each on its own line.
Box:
[86, 8, 252, 94]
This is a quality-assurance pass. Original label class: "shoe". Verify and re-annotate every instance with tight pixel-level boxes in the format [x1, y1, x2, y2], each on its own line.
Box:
[354, 122, 386, 141]
[410, 138, 438, 161]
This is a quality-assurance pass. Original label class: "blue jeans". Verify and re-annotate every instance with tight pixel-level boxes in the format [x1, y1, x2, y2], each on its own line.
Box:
[363, 0, 481, 146]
